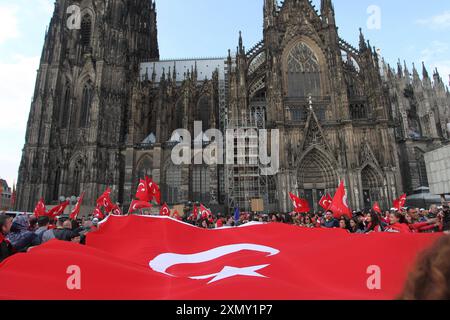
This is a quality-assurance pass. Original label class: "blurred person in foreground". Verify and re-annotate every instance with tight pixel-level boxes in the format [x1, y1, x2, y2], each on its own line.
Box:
[400, 235, 450, 300]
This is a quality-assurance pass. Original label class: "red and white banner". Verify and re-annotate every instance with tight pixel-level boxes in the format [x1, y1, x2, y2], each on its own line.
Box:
[393, 194, 407, 211]
[0, 216, 440, 300]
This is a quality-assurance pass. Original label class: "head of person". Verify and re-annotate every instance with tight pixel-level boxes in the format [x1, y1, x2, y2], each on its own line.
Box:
[305, 215, 312, 225]
[400, 235, 450, 300]
[389, 212, 404, 225]
[92, 218, 99, 227]
[405, 211, 418, 224]
[366, 211, 381, 229]
[28, 215, 38, 230]
[0, 215, 13, 236]
[63, 220, 72, 230]
[56, 218, 65, 228]
[201, 219, 208, 228]
[339, 218, 348, 230]
[349, 218, 357, 230]
[70, 230, 81, 244]
[325, 211, 334, 221]
[37, 216, 50, 228]
[11, 215, 30, 233]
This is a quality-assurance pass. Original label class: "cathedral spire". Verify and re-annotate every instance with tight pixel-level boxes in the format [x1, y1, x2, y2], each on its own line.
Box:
[359, 28, 367, 52]
[422, 62, 429, 79]
[321, 0, 335, 25]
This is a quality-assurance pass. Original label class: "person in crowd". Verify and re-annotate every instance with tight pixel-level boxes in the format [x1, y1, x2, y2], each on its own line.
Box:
[304, 215, 315, 228]
[42, 218, 74, 243]
[339, 218, 350, 231]
[28, 215, 38, 231]
[34, 216, 50, 244]
[364, 211, 384, 233]
[348, 218, 361, 234]
[385, 212, 411, 233]
[442, 204, 450, 233]
[6, 215, 39, 252]
[400, 235, 450, 300]
[321, 211, 339, 228]
[0, 215, 14, 262]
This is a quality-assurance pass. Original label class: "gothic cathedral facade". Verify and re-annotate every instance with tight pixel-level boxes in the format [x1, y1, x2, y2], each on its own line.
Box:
[17, 0, 450, 214]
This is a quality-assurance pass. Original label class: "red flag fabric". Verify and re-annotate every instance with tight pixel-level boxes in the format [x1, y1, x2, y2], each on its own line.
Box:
[373, 202, 382, 214]
[0, 215, 441, 300]
[289, 193, 310, 213]
[193, 205, 199, 220]
[70, 193, 85, 220]
[33, 198, 47, 218]
[135, 179, 150, 202]
[146, 176, 161, 205]
[47, 201, 70, 219]
[393, 194, 407, 211]
[200, 204, 212, 219]
[328, 181, 352, 219]
[129, 200, 152, 214]
[96, 188, 115, 213]
[111, 205, 123, 216]
[159, 203, 170, 216]
[93, 206, 105, 220]
[319, 194, 333, 211]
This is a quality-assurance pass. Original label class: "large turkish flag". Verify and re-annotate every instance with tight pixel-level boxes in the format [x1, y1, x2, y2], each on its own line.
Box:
[0, 216, 441, 300]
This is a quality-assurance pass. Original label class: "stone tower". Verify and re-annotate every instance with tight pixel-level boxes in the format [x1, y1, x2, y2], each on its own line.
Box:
[16, 0, 159, 211]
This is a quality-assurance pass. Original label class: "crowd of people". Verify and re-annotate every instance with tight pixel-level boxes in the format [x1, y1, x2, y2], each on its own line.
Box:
[0, 213, 100, 262]
[186, 203, 450, 234]
[1, 202, 450, 263]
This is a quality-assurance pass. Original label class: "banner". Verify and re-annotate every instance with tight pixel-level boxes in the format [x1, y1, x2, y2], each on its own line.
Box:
[0, 216, 441, 300]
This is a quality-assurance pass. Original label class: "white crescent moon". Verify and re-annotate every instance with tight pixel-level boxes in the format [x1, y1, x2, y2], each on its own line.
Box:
[149, 243, 280, 277]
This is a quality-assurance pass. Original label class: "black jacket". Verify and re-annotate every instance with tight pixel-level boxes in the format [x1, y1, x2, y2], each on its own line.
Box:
[0, 237, 14, 263]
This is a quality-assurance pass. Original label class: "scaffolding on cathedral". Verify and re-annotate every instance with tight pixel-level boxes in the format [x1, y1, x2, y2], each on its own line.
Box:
[224, 109, 274, 214]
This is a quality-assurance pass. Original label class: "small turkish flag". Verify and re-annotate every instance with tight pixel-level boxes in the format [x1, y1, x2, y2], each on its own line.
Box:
[372, 202, 382, 214]
[33, 198, 47, 218]
[96, 188, 115, 213]
[160, 203, 170, 216]
[200, 204, 212, 219]
[393, 194, 407, 211]
[289, 193, 310, 213]
[70, 193, 85, 220]
[47, 201, 70, 219]
[136, 179, 150, 202]
[319, 194, 333, 211]
[93, 206, 105, 220]
[146, 176, 161, 205]
[128, 200, 152, 214]
[193, 205, 199, 220]
[328, 181, 352, 219]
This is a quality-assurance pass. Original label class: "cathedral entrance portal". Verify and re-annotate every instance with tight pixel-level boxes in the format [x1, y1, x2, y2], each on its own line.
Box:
[297, 148, 338, 212]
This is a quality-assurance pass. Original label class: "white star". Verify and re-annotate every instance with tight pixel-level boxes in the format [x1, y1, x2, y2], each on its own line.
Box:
[190, 265, 270, 284]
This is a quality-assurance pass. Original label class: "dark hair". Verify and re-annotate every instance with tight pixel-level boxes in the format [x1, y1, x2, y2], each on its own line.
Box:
[0, 214, 11, 232]
[366, 211, 382, 232]
[37, 216, 50, 227]
[391, 211, 406, 224]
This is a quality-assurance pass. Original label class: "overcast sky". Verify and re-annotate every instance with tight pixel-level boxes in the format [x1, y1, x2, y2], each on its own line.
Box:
[0, 0, 449, 187]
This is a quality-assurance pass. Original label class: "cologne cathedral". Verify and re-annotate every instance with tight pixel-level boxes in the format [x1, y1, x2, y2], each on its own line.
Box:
[16, 0, 450, 214]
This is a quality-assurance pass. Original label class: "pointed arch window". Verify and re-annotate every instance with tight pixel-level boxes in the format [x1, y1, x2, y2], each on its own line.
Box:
[79, 82, 93, 128]
[60, 87, 71, 128]
[80, 14, 92, 47]
[286, 42, 321, 97]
